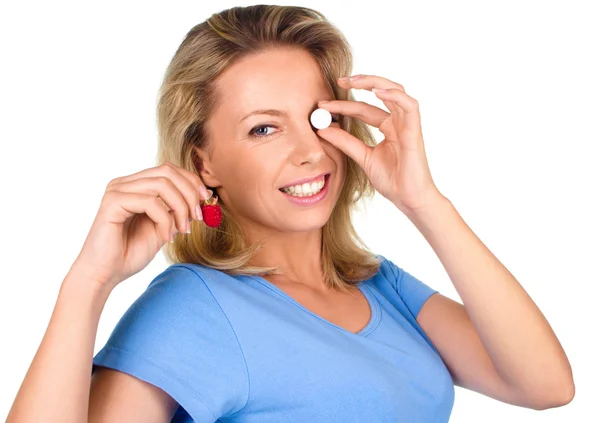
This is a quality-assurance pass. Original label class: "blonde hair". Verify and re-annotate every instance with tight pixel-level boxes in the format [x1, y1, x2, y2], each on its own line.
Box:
[156, 5, 381, 293]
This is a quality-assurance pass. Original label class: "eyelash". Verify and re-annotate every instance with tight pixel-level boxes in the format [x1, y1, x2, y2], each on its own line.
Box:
[249, 115, 341, 139]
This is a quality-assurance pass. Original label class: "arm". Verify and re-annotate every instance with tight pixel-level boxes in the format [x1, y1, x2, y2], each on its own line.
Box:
[402, 196, 575, 410]
[6, 266, 111, 423]
[6, 266, 179, 423]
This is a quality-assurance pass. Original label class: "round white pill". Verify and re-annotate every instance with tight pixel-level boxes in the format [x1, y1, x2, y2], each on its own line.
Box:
[310, 108, 332, 129]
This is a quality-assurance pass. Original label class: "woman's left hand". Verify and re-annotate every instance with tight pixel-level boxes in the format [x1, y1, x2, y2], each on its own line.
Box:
[317, 74, 446, 215]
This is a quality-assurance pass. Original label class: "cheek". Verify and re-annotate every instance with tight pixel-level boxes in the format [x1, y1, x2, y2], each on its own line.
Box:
[225, 155, 277, 193]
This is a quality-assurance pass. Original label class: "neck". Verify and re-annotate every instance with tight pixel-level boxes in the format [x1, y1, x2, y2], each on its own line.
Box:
[245, 226, 325, 290]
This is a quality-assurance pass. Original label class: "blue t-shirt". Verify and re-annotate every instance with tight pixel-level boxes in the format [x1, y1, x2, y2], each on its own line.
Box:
[92, 255, 455, 422]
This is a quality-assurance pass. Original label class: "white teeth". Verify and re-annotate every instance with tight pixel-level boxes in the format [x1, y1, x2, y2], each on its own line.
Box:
[282, 176, 326, 197]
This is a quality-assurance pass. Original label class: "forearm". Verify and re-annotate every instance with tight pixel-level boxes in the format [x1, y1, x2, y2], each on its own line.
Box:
[7, 267, 113, 423]
[402, 196, 574, 399]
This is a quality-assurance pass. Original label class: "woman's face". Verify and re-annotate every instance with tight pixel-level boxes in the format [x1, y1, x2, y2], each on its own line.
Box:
[198, 47, 347, 236]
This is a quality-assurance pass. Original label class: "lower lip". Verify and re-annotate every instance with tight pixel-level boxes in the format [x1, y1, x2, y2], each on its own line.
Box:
[279, 174, 330, 205]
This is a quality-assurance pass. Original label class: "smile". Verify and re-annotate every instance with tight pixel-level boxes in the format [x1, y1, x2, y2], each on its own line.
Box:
[279, 174, 331, 205]
[279, 174, 326, 196]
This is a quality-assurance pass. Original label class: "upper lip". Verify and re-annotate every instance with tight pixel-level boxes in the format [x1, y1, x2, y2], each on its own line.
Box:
[280, 172, 329, 189]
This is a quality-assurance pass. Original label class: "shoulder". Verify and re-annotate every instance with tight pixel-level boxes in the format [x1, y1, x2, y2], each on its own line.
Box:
[373, 253, 404, 289]
[148, 262, 224, 292]
[99, 263, 243, 352]
[372, 253, 439, 318]
[141, 262, 237, 308]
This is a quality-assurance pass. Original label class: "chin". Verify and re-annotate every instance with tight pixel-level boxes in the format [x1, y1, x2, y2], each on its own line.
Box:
[286, 213, 331, 232]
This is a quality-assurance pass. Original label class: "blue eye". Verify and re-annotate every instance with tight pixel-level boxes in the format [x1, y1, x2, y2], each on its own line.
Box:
[249, 124, 277, 139]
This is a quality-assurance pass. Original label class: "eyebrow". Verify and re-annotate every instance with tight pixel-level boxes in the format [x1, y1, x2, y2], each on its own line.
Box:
[238, 101, 325, 124]
[239, 109, 288, 124]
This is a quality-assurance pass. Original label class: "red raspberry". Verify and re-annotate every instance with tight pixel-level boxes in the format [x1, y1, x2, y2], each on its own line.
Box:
[200, 193, 222, 228]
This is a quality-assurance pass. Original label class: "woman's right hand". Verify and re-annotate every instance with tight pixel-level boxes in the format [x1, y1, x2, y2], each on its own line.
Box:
[70, 162, 211, 289]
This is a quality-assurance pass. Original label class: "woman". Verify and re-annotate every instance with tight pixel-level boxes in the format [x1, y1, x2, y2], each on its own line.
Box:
[7, 5, 574, 423]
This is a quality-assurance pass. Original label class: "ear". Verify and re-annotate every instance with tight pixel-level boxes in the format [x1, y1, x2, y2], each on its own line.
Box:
[194, 147, 222, 189]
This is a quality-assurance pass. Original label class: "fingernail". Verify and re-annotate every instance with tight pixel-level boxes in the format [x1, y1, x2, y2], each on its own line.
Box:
[349, 75, 364, 81]
[338, 76, 350, 81]
[185, 220, 191, 233]
[170, 232, 175, 243]
[372, 88, 388, 92]
[199, 185, 210, 200]
[196, 204, 203, 220]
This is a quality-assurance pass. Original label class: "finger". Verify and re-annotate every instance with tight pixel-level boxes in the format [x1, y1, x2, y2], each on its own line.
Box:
[317, 99, 389, 128]
[316, 126, 373, 171]
[172, 163, 211, 200]
[373, 88, 422, 136]
[107, 176, 193, 234]
[108, 163, 205, 225]
[335, 75, 410, 139]
[103, 191, 174, 244]
[337, 74, 406, 92]
[108, 162, 210, 202]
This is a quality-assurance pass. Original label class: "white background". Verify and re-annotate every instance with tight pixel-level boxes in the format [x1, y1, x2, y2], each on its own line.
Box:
[1, 0, 598, 421]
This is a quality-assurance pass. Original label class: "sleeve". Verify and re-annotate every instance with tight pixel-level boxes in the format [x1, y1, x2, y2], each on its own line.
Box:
[377, 255, 439, 319]
[92, 265, 249, 422]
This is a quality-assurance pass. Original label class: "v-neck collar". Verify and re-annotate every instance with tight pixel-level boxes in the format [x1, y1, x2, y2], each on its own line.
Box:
[246, 274, 382, 337]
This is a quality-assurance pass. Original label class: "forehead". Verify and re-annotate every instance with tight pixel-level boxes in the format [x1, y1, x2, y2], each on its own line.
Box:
[213, 48, 331, 117]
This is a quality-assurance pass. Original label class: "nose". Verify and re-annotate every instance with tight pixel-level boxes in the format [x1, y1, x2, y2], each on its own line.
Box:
[289, 122, 326, 167]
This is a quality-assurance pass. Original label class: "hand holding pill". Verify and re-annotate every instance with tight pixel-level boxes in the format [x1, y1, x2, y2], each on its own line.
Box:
[314, 74, 444, 216]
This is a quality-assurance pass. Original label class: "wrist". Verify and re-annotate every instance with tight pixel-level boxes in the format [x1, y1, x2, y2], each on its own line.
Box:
[403, 195, 457, 235]
[396, 190, 451, 220]
[61, 264, 115, 306]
